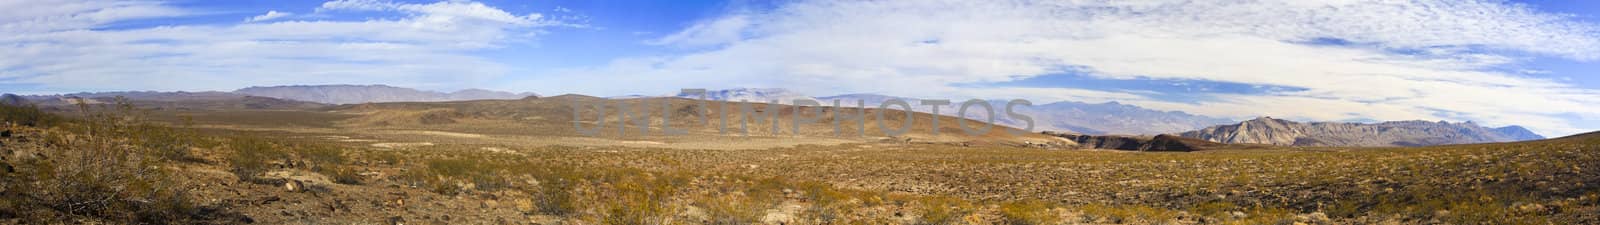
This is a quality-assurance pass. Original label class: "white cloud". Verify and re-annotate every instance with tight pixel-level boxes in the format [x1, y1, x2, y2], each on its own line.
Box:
[526, 0, 1600, 136]
[318, 0, 567, 26]
[0, 0, 185, 33]
[244, 10, 292, 23]
[648, 15, 752, 47]
[0, 0, 578, 92]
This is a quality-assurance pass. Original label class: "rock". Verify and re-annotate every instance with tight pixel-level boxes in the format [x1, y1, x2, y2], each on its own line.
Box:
[1, 130, 10, 138]
[1230, 211, 1248, 219]
[285, 180, 305, 192]
[263, 170, 334, 192]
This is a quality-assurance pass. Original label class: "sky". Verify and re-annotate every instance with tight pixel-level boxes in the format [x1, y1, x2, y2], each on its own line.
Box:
[1, 0, 1599, 137]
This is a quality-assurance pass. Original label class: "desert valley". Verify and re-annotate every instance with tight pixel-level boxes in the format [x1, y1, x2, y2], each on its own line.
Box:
[1, 85, 1595, 224]
[7, 1, 1600, 224]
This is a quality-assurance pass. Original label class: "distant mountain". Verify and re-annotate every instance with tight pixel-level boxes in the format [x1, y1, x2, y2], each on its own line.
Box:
[605, 95, 651, 99]
[818, 94, 919, 107]
[1, 94, 27, 106]
[1491, 125, 1546, 141]
[689, 90, 1230, 135]
[16, 91, 327, 110]
[1018, 101, 1235, 135]
[25, 91, 247, 102]
[675, 88, 820, 104]
[234, 85, 535, 104]
[1177, 117, 1545, 147]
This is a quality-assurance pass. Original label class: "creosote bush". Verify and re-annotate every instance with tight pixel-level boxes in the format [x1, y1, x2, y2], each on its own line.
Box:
[0, 99, 218, 223]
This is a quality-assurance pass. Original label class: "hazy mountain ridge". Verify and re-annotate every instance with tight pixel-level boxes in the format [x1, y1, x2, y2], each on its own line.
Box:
[1023, 101, 1235, 135]
[20, 91, 248, 102]
[9, 85, 536, 107]
[1178, 117, 1546, 147]
[9, 90, 328, 110]
[674, 88, 821, 104]
[684, 89, 1233, 135]
[236, 85, 536, 104]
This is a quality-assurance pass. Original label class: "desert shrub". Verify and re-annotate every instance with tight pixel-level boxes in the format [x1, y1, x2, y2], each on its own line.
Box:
[296, 144, 346, 167]
[599, 176, 677, 225]
[326, 166, 363, 185]
[1079, 204, 1180, 224]
[0, 101, 59, 127]
[799, 182, 858, 223]
[417, 157, 514, 195]
[368, 150, 403, 165]
[226, 137, 286, 182]
[0, 99, 205, 223]
[916, 196, 974, 225]
[290, 144, 360, 184]
[531, 177, 577, 216]
[697, 194, 763, 225]
[132, 124, 200, 162]
[999, 201, 1060, 225]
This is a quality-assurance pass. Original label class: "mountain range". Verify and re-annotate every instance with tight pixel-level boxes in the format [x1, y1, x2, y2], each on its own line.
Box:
[1177, 117, 1545, 147]
[668, 88, 1234, 135]
[235, 85, 536, 104]
[14, 85, 535, 106]
[5, 85, 1551, 146]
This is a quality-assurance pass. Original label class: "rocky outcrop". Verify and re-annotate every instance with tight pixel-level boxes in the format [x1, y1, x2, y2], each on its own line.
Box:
[1177, 117, 1545, 147]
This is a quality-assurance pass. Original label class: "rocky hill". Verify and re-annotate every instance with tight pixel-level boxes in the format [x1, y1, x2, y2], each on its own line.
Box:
[235, 85, 535, 104]
[1177, 117, 1546, 147]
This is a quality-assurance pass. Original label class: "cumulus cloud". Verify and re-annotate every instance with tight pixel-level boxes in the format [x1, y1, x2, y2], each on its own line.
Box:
[244, 10, 292, 23]
[526, 0, 1600, 136]
[0, 0, 578, 92]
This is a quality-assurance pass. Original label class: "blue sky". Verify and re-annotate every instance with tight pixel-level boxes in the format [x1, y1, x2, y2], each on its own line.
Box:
[2, 0, 1599, 136]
